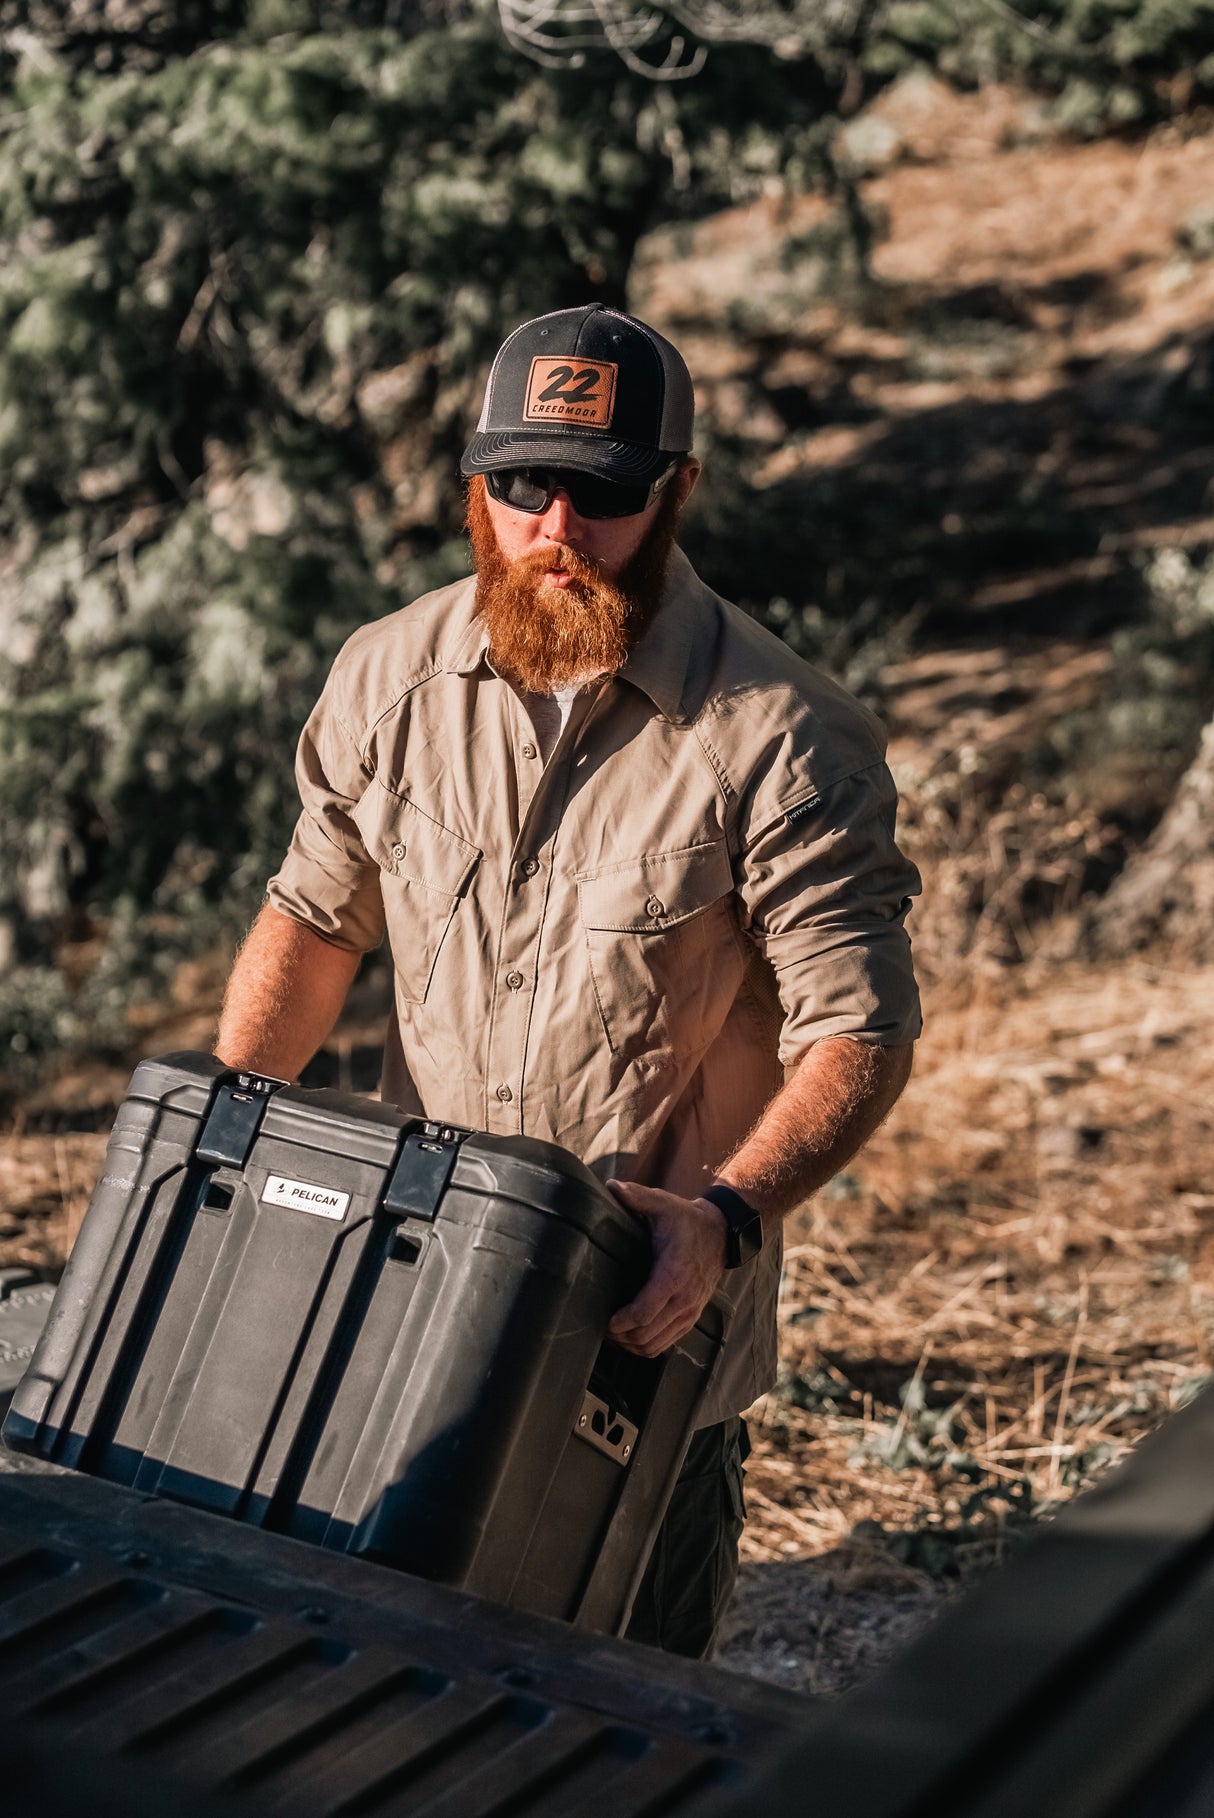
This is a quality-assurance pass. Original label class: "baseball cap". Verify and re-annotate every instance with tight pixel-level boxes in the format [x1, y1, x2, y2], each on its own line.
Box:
[461, 304, 695, 487]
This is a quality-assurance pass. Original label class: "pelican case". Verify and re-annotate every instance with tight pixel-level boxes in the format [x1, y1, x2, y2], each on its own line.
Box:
[2, 1053, 723, 1634]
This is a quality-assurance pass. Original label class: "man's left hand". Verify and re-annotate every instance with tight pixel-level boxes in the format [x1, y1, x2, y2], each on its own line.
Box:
[605, 1180, 727, 1358]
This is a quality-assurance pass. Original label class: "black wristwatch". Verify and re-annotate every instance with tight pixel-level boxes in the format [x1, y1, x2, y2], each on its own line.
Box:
[701, 1184, 764, 1269]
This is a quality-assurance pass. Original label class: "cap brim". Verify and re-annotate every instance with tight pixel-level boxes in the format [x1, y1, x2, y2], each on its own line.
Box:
[461, 430, 680, 485]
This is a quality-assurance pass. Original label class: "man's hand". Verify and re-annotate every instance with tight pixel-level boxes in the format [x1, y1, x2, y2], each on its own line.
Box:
[604, 1039, 914, 1358]
[605, 1180, 728, 1358]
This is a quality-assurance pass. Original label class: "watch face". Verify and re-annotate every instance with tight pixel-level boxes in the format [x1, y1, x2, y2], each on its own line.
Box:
[731, 1212, 763, 1268]
[719, 1205, 762, 1268]
[704, 1185, 763, 1268]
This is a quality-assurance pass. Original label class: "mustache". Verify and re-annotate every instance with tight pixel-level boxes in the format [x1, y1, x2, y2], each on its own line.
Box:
[513, 544, 603, 586]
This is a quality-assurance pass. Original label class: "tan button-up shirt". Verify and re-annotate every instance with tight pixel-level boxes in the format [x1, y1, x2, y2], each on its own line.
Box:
[268, 547, 922, 1424]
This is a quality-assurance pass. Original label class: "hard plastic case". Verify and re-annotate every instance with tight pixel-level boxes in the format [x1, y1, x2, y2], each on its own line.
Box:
[3, 1053, 723, 1633]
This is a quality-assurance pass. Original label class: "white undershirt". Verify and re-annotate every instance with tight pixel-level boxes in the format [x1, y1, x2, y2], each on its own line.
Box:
[523, 682, 594, 763]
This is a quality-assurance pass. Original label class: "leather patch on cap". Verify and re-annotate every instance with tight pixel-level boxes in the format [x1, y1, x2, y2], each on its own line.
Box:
[524, 355, 618, 428]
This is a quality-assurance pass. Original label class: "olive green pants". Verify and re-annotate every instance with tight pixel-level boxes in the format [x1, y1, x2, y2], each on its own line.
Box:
[624, 1417, 748, 1661]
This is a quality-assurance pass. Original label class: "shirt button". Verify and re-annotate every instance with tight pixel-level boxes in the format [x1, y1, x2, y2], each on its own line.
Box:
[496, 1083, 513, 1103]
[645, 896, 664, 918]
[521, 858, 539, 878]
[391, 843, 407, 862]
[521, 743, 537, 760]
[506, 971, 524, 990]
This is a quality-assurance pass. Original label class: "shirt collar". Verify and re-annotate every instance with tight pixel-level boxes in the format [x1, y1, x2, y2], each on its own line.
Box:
[443, 545, 708, 722]
[446, 591, 492, 677]
[616, 545, 707, 725]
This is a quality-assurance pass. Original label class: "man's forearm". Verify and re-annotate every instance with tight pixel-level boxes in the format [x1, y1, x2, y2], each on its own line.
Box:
[607, 1035, 912, 1356]
[214, 904, 361, 1080]
[715, 1036, 914, 1218]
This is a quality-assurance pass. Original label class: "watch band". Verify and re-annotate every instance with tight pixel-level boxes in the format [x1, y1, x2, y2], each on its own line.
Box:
[701, 1183, 764, 1269]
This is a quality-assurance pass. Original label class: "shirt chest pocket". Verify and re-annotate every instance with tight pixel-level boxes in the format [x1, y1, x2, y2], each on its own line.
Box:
[353, 786, 481, 1005]
[576, 841, 743, 1065]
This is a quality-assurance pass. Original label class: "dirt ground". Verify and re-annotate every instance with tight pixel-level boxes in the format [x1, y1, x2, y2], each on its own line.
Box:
[5, 944, 1209, 1700]
[717, 952, 1214, 1693]
[3, 79, 1214, 1701]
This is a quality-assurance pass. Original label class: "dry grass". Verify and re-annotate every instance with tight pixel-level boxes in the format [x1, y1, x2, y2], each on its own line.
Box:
[6, 947, 1207, 1698]
[720, 954, 1214, 1693]
[757, 955, 1214, 1539]
[0, 1132, 105, 1271]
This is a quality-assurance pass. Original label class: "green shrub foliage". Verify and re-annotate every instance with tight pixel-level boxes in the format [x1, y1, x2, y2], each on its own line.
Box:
[0, 5, 839, 1032]
[855, 0, 1214, 125]
[1, 0, 1211, 1080]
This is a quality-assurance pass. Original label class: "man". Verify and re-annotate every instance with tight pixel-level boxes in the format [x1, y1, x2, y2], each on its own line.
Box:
[215, 304, 921, 1659]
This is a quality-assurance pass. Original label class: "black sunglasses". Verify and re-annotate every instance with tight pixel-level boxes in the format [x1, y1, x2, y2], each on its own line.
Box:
[484, 462, 678, 520]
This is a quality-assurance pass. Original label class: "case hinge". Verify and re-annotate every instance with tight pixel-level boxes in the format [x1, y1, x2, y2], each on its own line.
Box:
[383, 1123, 468, 1222]
[197, 1072, 283, 1168]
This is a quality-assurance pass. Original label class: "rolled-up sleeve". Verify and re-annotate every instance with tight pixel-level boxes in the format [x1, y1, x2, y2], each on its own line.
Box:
[739, 761, 922, 1062]
[266, 692, 387, 954]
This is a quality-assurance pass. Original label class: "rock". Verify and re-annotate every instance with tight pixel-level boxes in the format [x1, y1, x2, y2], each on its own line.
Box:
[837, 112, 903, 175]
[1178, 204, 1214, 260]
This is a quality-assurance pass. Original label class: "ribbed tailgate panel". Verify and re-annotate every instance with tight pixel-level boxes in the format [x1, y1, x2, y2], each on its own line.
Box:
[0, 1496, 759, 1817]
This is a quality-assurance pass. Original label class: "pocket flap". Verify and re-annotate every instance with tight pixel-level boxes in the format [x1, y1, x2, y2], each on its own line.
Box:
[577, 841, 733, 932]
[353, 786, 480, 899]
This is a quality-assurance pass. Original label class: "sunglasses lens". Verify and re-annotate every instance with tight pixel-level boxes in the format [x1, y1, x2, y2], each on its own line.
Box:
[484, 467, 664, 519]
[566, 474, 650, 518]
[486, 468, 552, 512]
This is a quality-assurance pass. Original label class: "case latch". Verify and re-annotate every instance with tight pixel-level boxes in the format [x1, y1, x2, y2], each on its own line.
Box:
[383, 1123, 468, 1222]
[197, 1072, 284, 1168]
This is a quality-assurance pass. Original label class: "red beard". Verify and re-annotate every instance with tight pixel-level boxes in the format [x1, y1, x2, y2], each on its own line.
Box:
[465, 474, 680, 694]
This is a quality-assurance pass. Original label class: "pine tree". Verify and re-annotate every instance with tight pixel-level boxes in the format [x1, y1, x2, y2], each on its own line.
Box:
[2, 0, 1212, 1080]
[0, 3, 845, 1074]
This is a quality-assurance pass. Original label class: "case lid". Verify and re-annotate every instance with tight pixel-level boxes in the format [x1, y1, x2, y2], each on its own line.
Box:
[131, 1054, 654, 1272]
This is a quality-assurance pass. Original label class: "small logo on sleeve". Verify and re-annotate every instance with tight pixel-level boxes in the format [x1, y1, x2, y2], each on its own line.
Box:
[261, 1175, 350, 1220]
[785, 794, 822, 827]
[524, 356, 618, 427]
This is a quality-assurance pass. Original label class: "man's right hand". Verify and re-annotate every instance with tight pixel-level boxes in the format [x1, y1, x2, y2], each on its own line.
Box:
[603, 1179, 727, 1358]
